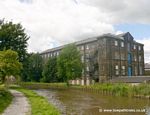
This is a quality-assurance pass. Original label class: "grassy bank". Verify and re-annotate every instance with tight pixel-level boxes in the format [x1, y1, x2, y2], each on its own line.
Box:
[19, 82, 67, 89]
[14, 87, 60, 115]
[73, 83, 150, 97]
[0, 86, 13, 113]
[19, 82, 150, 98]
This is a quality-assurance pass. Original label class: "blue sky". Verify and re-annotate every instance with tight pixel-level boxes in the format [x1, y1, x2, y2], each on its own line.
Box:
[0, 0, 150, 62]
[115, 24, 150, 40]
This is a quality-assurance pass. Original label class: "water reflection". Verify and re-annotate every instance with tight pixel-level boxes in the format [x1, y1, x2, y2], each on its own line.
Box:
[35, 89, 150, 115]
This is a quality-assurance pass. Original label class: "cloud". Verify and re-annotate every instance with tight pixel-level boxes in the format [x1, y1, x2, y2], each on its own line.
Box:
[80, 0, 150, 24]
[0, 0, 150, 62]
[137, 38, 150, 63]
[0, 0, 114, 52]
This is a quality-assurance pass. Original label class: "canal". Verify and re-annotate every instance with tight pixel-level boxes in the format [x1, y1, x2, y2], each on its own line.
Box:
[35, 88, 150, 115]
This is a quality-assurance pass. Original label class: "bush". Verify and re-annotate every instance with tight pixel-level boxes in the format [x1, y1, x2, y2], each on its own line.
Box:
[0, 88, 13, 113]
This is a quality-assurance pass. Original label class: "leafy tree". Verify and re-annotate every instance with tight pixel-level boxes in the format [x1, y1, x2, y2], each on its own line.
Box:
[21, 53, 32, 81]
[0, 19, 29, 81]
[0, 19, 29, 62]
[42, 57, 58, 83]
[57, 44, 82, 84]
[28, 53, 43, 82]
[0, 50, 22, 83]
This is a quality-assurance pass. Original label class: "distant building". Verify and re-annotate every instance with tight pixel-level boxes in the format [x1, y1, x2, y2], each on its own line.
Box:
[145, 63, 150, 71]
[40, 32, 144, 82]
[144, 63, 150, 76]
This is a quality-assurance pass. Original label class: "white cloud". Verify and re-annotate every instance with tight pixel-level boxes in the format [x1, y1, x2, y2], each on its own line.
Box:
[0, 0, 114, 52]
[80, 0, 150, 24]
[0, 0, 150, 62]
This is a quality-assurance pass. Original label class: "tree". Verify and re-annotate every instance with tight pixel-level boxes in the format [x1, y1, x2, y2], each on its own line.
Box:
[0, 19, 29, 62]
[0, 50, 22, 83]
[42, 57, 58, 83]
[57, 44, 82, 84]
[20, 53, 32, 81]
[28, 53, 43, 82]
[0, 19, 29, 81]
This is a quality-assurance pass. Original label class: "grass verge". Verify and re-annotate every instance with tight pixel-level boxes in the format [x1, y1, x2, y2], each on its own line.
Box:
[76, 83, 150, 97]
[0, 86, 13, 113]
[14, 87, 60, 115]
[19, 82, 67, 89]
[19, 82, 150, 98]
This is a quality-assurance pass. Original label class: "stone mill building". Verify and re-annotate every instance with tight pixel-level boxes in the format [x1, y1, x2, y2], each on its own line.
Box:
[40, 32, 144, 82]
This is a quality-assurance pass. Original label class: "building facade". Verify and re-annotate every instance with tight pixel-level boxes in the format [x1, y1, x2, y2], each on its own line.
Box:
[40, 32, 144, 82]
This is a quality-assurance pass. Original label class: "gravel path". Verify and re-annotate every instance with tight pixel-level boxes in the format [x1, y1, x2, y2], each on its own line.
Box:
[2, 90, 31, 115]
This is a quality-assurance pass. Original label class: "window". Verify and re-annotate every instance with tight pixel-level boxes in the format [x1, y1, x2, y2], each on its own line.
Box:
[134, 55, 137, 61]
[122, 66, 125, 69]
[139, 55, 142, 62]
[57, 52, 59, 56]
[115, 51, 119, 59]
[135, 66, 138, 75]
[139, 66, 142, 75]
[86, 66, 89, 71]
[128, 43, 131, 51]
[53, 52, 56, 56]
[51, 53, 54, 57]
[133, 45, 136, 50]
[116, 70, 119, 75]
[86, 45, 89, 50]
[121, 42, 124, 47]
[138, 46, 141, 51]
[85, 54, 90, 59]
[81, 46, 84, 50]
[115, 65, 119, 69]
[122, 66, 125, 75]
[115, 40, 118, 46]
[81, 55, 84, 63]
[82, 69, 84, 75]
[121, 53, 125, 60]
[115, 65, 119, 75]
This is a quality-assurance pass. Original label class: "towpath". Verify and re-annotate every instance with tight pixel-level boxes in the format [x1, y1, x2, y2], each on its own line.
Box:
[2, 90, 31, 115]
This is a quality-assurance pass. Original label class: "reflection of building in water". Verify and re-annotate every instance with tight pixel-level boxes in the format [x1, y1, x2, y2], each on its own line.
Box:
[40, 32, 144, 82]
[146, 107, 150, 115]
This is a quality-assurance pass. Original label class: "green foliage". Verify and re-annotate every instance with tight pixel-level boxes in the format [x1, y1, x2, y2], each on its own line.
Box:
[16, 88, 60, 115]
[0, 19, 29, 81]
[132, 83, 150, 96]
[0, 50, 22, 83]
[0, 87, 13, 113]
[86, 83, 150, 97]
[20, 53, 32, 81]
[27, 53, 43, 82]
[42, 57, 58, 82]
[0, 19, 29, 62]
[57, 44, 82, 82]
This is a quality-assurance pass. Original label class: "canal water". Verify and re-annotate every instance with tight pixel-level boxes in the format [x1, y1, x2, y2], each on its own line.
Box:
[34, 89, 150, 115]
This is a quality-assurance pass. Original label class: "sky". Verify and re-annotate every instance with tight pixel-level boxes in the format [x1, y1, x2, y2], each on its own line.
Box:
[0, 0, 150, 62]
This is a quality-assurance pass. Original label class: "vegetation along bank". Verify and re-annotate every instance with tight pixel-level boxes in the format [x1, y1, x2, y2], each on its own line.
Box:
[19, 82, 150, 99]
